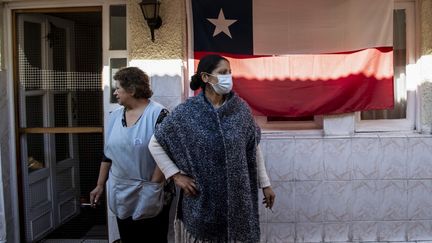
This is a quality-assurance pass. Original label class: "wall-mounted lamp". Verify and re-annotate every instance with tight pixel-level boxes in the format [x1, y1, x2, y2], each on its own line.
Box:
[139, 0, 162, 42]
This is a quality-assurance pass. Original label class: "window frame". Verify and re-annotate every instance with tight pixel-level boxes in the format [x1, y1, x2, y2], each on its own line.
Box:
[104, 2, 128, 110]
[255, 115, 323, 132]
[355, 0, 418, 132]
[254, 1, 417, 133]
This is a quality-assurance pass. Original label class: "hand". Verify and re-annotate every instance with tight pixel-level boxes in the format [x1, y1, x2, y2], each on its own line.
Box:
[262, 186, 276, 210]
[172, 173, 199, 197]
[89, 185, 104, 208]
[151, 166, 165, 183]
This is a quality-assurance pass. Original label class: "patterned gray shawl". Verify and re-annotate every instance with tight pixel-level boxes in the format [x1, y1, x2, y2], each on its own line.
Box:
[154, 92, 261, 242]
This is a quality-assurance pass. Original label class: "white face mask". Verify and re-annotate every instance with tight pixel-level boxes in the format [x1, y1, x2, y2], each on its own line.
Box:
[209, 74, 233, 95]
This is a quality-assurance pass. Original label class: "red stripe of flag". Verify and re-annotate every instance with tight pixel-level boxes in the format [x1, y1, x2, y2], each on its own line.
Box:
[195, 47, 394, 116]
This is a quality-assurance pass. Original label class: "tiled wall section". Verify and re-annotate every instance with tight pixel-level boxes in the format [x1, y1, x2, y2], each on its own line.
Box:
[259, 134, 432, 243]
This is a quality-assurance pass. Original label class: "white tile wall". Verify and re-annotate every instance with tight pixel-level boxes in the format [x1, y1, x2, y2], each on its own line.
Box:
[380, 137, 408, 179]
[379, 180, 407, 220]
[407, 137, 432, 178]
[322, 181, 352, 221]
[267, 181, 295, 223]
[266, 223, 295, 243]
[352, 137, 381, 179]
[351, 221, 379, 241]
[295, 223, 323, 242]
[266, 140, 295, 181]
[151, 96, 182, 111]
[352, 180, 380, 221]
[295, 181, 323, 222]
[323, 222, 350, 242]
[132, 60, 184, 112]
[136, 66, 432, 243]
[323, 139, 352, 180]
[0, 200, 4, 243]
[260, 223, 268, 243]
[378, 221, 407, 241]
[407, 180, 432, 220]
[151, 75, 183, 97]
[259, 135, 432, 243]
[294, 139, 324, 180]
[407, 220, 432, 241]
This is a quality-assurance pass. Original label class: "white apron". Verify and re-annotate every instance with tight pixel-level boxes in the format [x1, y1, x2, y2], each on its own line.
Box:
[104, 100, 164, 220]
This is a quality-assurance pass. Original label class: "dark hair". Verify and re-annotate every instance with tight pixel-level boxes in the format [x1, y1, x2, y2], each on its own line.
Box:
[113, 67, 153, 99]
[190, 54, 228, 91]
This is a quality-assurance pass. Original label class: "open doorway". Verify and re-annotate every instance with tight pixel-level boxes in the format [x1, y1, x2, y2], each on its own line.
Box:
[14, 8, 105, 242]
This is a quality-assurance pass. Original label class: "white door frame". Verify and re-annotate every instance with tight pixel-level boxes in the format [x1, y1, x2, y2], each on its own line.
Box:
[3, 0, 126, 242]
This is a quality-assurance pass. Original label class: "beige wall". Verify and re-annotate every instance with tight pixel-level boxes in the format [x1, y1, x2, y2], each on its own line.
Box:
[128, 0, 186, 60]
[420, 0, 432, 55]
[419, 0, 432, 133]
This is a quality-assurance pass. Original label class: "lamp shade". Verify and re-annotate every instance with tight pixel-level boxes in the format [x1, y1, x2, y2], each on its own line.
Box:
[139, 0, 161, 21]
[139, 0, 162, 42]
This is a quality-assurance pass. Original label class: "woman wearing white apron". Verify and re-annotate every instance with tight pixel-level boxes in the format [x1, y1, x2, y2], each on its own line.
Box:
[90, 67, 174, 243]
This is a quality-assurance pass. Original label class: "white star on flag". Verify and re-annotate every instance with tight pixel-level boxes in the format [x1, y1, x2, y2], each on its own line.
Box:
[207, 9, 237, 38]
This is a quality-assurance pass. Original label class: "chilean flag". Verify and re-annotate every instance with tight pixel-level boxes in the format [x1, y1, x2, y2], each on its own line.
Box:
[191, 0, 394, 117]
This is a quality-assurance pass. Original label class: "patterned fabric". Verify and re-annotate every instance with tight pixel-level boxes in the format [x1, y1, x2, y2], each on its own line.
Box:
[154, 108, 177, 206]
[174, 219, 243, 243]
[154, 92, 261, 243]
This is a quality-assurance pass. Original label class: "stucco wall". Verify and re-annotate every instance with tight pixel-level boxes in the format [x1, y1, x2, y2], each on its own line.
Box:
[419, 0, 432, 133]
[420, 0, 432, 55]
[420, 81, 432, 133]
[127, 0, 187, 111]
[128, 0, 186, 60]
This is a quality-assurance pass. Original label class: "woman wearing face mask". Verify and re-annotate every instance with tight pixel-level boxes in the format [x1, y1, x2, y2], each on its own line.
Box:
[148, 54, 276, 242]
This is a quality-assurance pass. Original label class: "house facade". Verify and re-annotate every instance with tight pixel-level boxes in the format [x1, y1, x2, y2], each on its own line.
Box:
[1, 0, 432, 242]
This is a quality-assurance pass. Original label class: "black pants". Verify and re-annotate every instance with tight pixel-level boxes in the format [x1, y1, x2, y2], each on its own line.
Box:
[116, 204, 171, 243]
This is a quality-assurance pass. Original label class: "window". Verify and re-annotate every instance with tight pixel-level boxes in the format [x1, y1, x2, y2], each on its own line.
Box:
[109, 5, 126, 50]
[110, 58, 127, 103]
[256, 1, 411, 133]
[107, 4, 128, 104]
[256, 115, 323, 131]
[356, 0, 416, 132]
